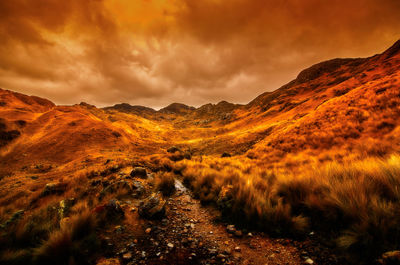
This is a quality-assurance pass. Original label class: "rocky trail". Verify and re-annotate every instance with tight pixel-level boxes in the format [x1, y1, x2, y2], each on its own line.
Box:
[96, 168, 344, 265]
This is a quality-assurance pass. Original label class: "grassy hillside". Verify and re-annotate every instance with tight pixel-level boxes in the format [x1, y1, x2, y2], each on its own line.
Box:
[0, 40, 399, 264]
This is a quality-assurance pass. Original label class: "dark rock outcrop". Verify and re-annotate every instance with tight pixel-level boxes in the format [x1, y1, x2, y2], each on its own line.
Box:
[138, 193, 166, 219]
[130, 167, 147, 178]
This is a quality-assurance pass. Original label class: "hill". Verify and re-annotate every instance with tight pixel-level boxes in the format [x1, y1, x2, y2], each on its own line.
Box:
[0, 40, 400, 265]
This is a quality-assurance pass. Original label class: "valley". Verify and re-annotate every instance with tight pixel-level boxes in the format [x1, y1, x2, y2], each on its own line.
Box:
[0, 40, 400, 265]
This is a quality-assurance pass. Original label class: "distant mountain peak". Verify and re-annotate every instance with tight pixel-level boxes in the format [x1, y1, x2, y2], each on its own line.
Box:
[103, 103, 156, 115]
[159, 103, 195, 114]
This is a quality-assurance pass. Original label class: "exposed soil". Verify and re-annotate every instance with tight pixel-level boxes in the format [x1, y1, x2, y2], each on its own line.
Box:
[99, 175, 345, 265]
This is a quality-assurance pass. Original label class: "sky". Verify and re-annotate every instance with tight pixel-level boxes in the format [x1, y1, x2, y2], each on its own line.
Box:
[0, 0, 400, 109]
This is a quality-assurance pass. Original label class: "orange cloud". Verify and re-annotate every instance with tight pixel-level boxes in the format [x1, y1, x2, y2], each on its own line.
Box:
[0, 0, 399, 108]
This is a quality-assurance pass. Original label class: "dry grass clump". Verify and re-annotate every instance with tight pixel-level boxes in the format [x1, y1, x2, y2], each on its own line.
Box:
[177, 154, 400, 260]
[178, 157, 309, 235]
[0, 202, 100, 265]
[33, 208, 98, 264]
[155, 172, 176, 196]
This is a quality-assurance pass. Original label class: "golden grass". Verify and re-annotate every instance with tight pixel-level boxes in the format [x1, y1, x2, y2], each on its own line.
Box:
[33, 208, 98, 264]
[155, 171, 176, 197]
[176, 154, 400, 260]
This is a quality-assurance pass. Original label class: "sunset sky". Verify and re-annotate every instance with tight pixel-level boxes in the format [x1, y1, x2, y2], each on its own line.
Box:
[1, 0, 400, 108]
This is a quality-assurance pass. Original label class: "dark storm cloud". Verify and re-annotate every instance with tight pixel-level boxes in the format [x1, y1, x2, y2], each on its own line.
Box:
[0, 0, 399, 108]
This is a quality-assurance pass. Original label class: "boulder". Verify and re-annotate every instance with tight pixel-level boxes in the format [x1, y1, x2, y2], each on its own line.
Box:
[138, 193, 166, 219]
[105, 199, 125, 218]
[234, 230, 243, 237]
[380, 251, 400, 265]
[226, 225, 236, 234]
[41, 182, 67, 197]
[94, 199, 125, 221]
[183, 152, 192, 160]
[169, 153, 184, 162]
[221, 152, 232, 158]
[131, 180, 145, 198]
[130, 167, 147, 178]
[167, 146, 181, 153]
[304, 258, 314, 264]
[102, 181, 132, 194]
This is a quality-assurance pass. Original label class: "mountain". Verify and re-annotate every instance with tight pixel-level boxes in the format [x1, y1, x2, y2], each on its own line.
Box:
[1, 40, 399, 166]
[103, 103, 156, 115]
[158, 103, 196, 115]
[1, 40, 400, 265]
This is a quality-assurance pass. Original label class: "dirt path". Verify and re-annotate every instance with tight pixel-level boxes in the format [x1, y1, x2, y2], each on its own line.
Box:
[169, 180, 305, 265]
[99, 177, 343, 265]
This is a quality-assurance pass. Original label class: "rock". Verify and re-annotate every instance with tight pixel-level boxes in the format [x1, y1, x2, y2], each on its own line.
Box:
[130, 167, 147, 178]
[167, 146, 181, 153]
[131, 180, 145, 197]
[111, 164, 120, 173]
[91, 179, 101, 186]
[107, 199, 125, 217]
[234, 230, 243, 237]
[58, 198, 76, 218]
[221, 152, 232, 158]
[102, 181, 132, 195]
[145, 228, 152, 234]
[114, 225, 124, 233]
[41, 182, 67, 197]
[304, 258, 314, 264]
[94, 199, 125, 220]
[183, 152, 192, 160]
[381, 251, 400, 265]
[122, 252, 133, 260]
[234, 246, 241, 252]
[138, 193, 166, 219]
[227, 225, 236, 234]
[217, 254, 227, 259]
[209, 248, 217, 255]
[169, 152, 184, 162]
[167, 243, 174, 249]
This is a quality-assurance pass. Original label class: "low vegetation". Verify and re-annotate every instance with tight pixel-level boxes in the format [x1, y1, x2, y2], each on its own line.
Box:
[176, 154, 400, 262]
[155, 172, 176, 197]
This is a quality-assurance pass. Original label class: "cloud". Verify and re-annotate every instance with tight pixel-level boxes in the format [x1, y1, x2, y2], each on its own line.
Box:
[0, 0, 400, 108]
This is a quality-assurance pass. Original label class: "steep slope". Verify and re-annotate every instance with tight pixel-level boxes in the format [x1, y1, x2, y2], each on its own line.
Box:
[0, 40, 400, 265]
[165, 39, 400, 160]
[241, 39, 400, 165]
[0, 90, 166, 172]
